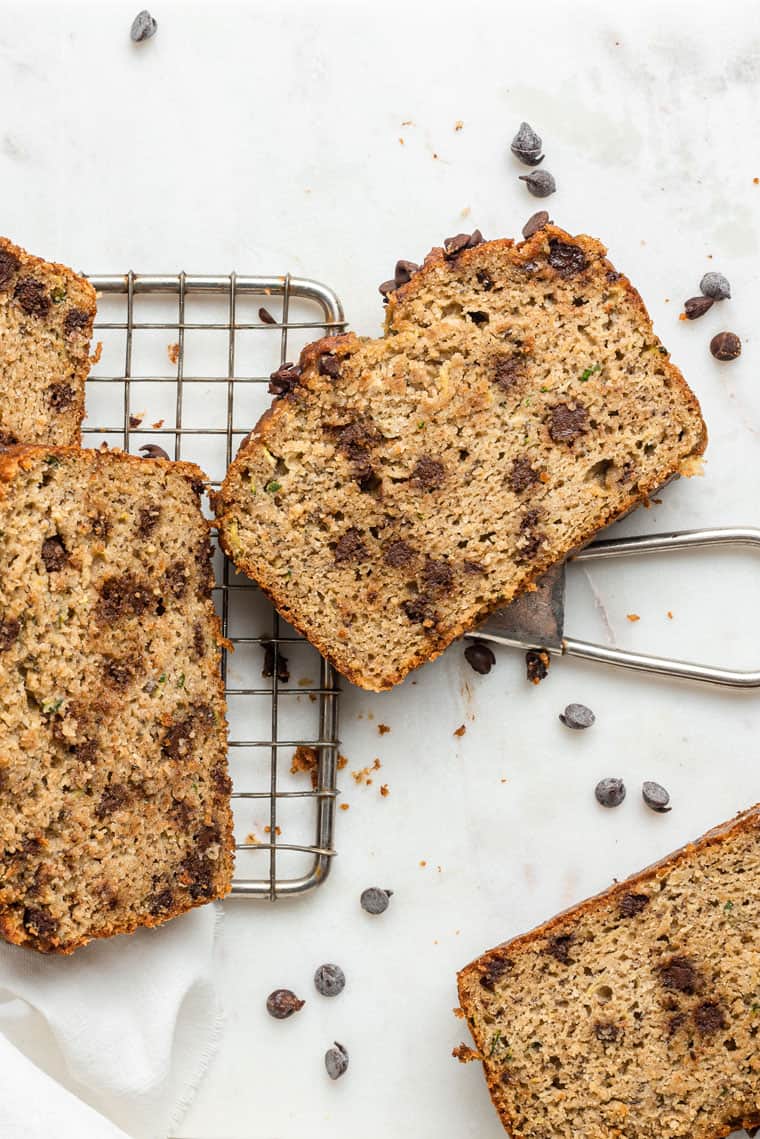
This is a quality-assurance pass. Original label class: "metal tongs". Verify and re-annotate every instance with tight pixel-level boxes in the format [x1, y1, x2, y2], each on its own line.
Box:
[470, 528, 760, 689]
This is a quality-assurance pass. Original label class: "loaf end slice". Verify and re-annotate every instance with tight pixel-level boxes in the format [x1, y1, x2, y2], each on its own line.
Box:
[0, 237, 96, 447]
[215, 225, 706, 691]
[0, 446, 234, 953]
[457, 805, 760, 1139]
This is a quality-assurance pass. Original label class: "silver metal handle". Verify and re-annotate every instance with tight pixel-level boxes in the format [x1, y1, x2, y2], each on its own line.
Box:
[565, 527, 760, 688]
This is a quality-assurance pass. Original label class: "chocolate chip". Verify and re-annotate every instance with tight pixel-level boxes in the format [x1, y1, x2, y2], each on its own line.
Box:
[23, 907, 57, 939]
[595, 778, 626, 808]
[411, 456, 445, 490]
[710, 331, 742, 361]
[14, 277, 50, 317]
[659, 956, 699, 995]
[478, 955, 510, 990]
[258, 306, 277, 324]
[137, 504, 161, 536]
[559, 703, 595, 730]
[95, 782, 130, 819]
[0, 430, 18, 450]
[683, 296, 714, 320]
[148, 888, 174, 915]
[360, 886, 392, 914]
[378, 278, 397, 298]
[262, 641, 289, 683]
[161, 718, 199, 761]
[526, 649, 550, 684]
[0, 248, 20, 289]
[131, 9, 157, 41]
[443, 230, 484, 258]
[546, 934, 573, 964]
[394, 259, 419, 285]
[511, 121, 544, 166]
[103, 656, 134, 689]
[548, 402, 588, 444]
[97, 573, 154, 622]
[421, 557, 453, 592]
[493, 354, 525, 392]
[268, 362, 302, 397]
[333, 527, 367, 564]
[179, 850, 215, 899]
[325, 1042, 349, 1080]
[139, 444, 171, 460]
[41, 536, 68, 573]
[519, 170, 556, 198]
[314, 963, 346, 997]
[510, 456, 540, 493]
[594, 1022, 621, 1043]
[47, 383, 75, 411]
[548, 239, 588, 277]
[383, 539, 417, 568]
[606, 269, 621, 283]
[522, 211, 551, 239]
[91, 513, 111, 540]
[163, 560, 189, 600]
[700, 271, 731, 300]
[694, 1001, 726, 1035]
[642, 780, 671, 813]
[63, 308, 91, 336]
[402, 594, 434, 625]
[476, 269, 494, 290]
[464, 641, 495, 675]
[463, 559, 487, 575]
[619, 893, 650, 918]
[319, 353, 341, 378]
[0, 617, 20, 652]
[518, 509, 545, 558]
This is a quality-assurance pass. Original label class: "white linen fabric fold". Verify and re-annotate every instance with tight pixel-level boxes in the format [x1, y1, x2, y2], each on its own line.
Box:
[0, 905, 223, 1139]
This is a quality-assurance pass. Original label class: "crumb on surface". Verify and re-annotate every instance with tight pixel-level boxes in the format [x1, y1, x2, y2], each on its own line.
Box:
[167, 342, 180, 365]
[352, 758, 381, 785]
[454, 120, 464, 131]
[378, 723, 390, 735]
[460, 205, 471, 218]
[452, 1042, 480, 1063]
[419, 860, 427, 867]
[290, 744, 319, 788]
[152, 418, 165, 429]
[754, 177, 759, 184]
[453, 724, 466, 737]
[90, 341, 103, 365]
[298, 677, 314, 687]
[263, 825, 282, 836]
[667, 610, 674, 619]
[129, 411, 145, 428]
[401, 119, 413, 126]
[340, 802, 349, 811]
[399, 137, 405, 145]
[337, 753, 348, 770]
[627, 613, 640, 622]
[380, 784, 389, 797]
[245, 832, 260, 845]
[453, 1006, 465, 1019]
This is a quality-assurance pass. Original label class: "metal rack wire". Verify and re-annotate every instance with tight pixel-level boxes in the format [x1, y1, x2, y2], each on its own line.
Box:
[84, 271, 346, 898]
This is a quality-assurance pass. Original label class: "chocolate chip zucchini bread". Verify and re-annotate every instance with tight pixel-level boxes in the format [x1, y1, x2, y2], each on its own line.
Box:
[457, 804, 760, 1139]
[0, 446, 233, 953]
[215, 224, 706, 691]
[0, 236, 96, 448]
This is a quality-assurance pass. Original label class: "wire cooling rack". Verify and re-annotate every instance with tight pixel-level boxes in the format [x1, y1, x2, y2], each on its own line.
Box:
[83, 271, 345, 899]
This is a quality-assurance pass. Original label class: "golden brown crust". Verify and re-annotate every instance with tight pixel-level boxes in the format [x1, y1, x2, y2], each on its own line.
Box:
[457, 803, 760, 1138]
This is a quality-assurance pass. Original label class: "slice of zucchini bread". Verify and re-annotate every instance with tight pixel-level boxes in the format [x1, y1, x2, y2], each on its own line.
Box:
[457, 805, 760, 1139]
[0, 446, 234, 953]
[0, 236, 96, 448]
[214, 224, 706, 691]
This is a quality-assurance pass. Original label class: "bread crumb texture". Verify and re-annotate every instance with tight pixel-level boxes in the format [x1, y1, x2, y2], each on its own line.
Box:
[457, 804, 760, 1139]
[0, 237, 95, 448]
[0, 446, 233, 953]
[215, 226, 706, 691]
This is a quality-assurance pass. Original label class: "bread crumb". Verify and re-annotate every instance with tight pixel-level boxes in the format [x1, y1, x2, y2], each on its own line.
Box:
[245, 832, 260, 845]
[352, 758, 381, 785]
[460, 205, 471, 218]
[263, 825, 282, 836]
[401, 119, 413, 126]
[454, 120, 464, 131]
[419, 860, 427, 867]
[339, 802, 349, 811]
[367, 712, 374, 721]
[298, 677, 314, 687]
[452, 1042, 480, 1063]
[380, 784, 389, 797]
[337, 754, 348, 770]
[290, 744, 319, 788]
[754, 177, 759, 185]
[453, 1006, 465, 1019]
[152, 419, 165, 429]
[399, 137, 405, 145]
[453, 724, 466, 738]
[627, 613, 640, 622]
[167, 342, 180, 365]
[378, 723, 391, 735]
[432, 152, 439, 160]
[667, 610, 674, 619]
[90, 342, 103, 365]
[129, 411, 145, 428]
[500, 778, 507, 784]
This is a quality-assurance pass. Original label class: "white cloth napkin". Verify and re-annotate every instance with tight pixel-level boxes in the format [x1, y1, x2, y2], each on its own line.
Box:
[0, 904, 223, 1139]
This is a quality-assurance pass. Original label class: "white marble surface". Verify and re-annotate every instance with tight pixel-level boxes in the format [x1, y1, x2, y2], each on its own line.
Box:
[4, 1, 760, 1136]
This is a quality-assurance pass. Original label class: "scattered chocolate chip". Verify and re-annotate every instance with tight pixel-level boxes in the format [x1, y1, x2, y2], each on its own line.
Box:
[258, 306, 277, 325]
[47, 383, 75, 411]
[41, 536, 68, 572]
[131, 9, 157, 41]
[710, 331, 741, 361]
[139, 444, 171, 460]
[63, 308, 91, 336]
[463, 559, 486, 575]
[137, 504, 161, 536]
[394, 259, 419, 285]
[0, 617, 20, 652]
[266, 988, 304, 1019]
[262, 641, 290, 683]
[420, 558, 453, 592]
[559, 703, 595, 730]
[333, 527, 367, 564]
[694, 1001, 726, 1035]
[443, 230, 484, 258]
[0, 248, 20, 290]
[402, 594, 434, 625]
[548, 402, 588, 444]
[700, 271, 731, 301]
[148, 888, 174, 915]
[23, 907, 57, 939]
[493, 354, 525, 392]
[467, 310, 489, 326]
[547, 934, 573, 964]
[98, 574, 154, 622]
[522, 211, 551, 239]
[411, 455, 445, 490]
[510, 121, 544, 166]
[519, 170, 556, 198]
[103, 657, 134, 689]
[95, 782, 130, 820]
[619, 892, 650, 918]
[510, 456, 540, 493]
[178, 849, 215, 899]
[360, 886, 392, 914]
[14, 277, 50, 317]
[325, 1042, 349, 1080]
[683, 296, 714, 320]
[476, 269, 494, 290]
[594, 1022, 621, 1043]
[478, 955, 510, 991]
[526, 649, 550, 684]
[268, 362, 302, 397]
[595, 778, 626, 808]
[0, 429, 18, 450]
[642, 780, 671, 813]
[383, 539, 416, 568]
[548, 239, 588, 277]
[314, 963, 346, 997]
[464, 641, 495, 675]
[319, 353, 341, 378]
[659, 956, 699, 995]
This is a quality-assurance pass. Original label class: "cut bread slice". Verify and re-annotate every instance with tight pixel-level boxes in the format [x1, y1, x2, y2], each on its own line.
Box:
[214, 224, 706, 691]
[0, 446, 233, 953]
[457, 805, 760, 1139]
[0, 236, 96, 448]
